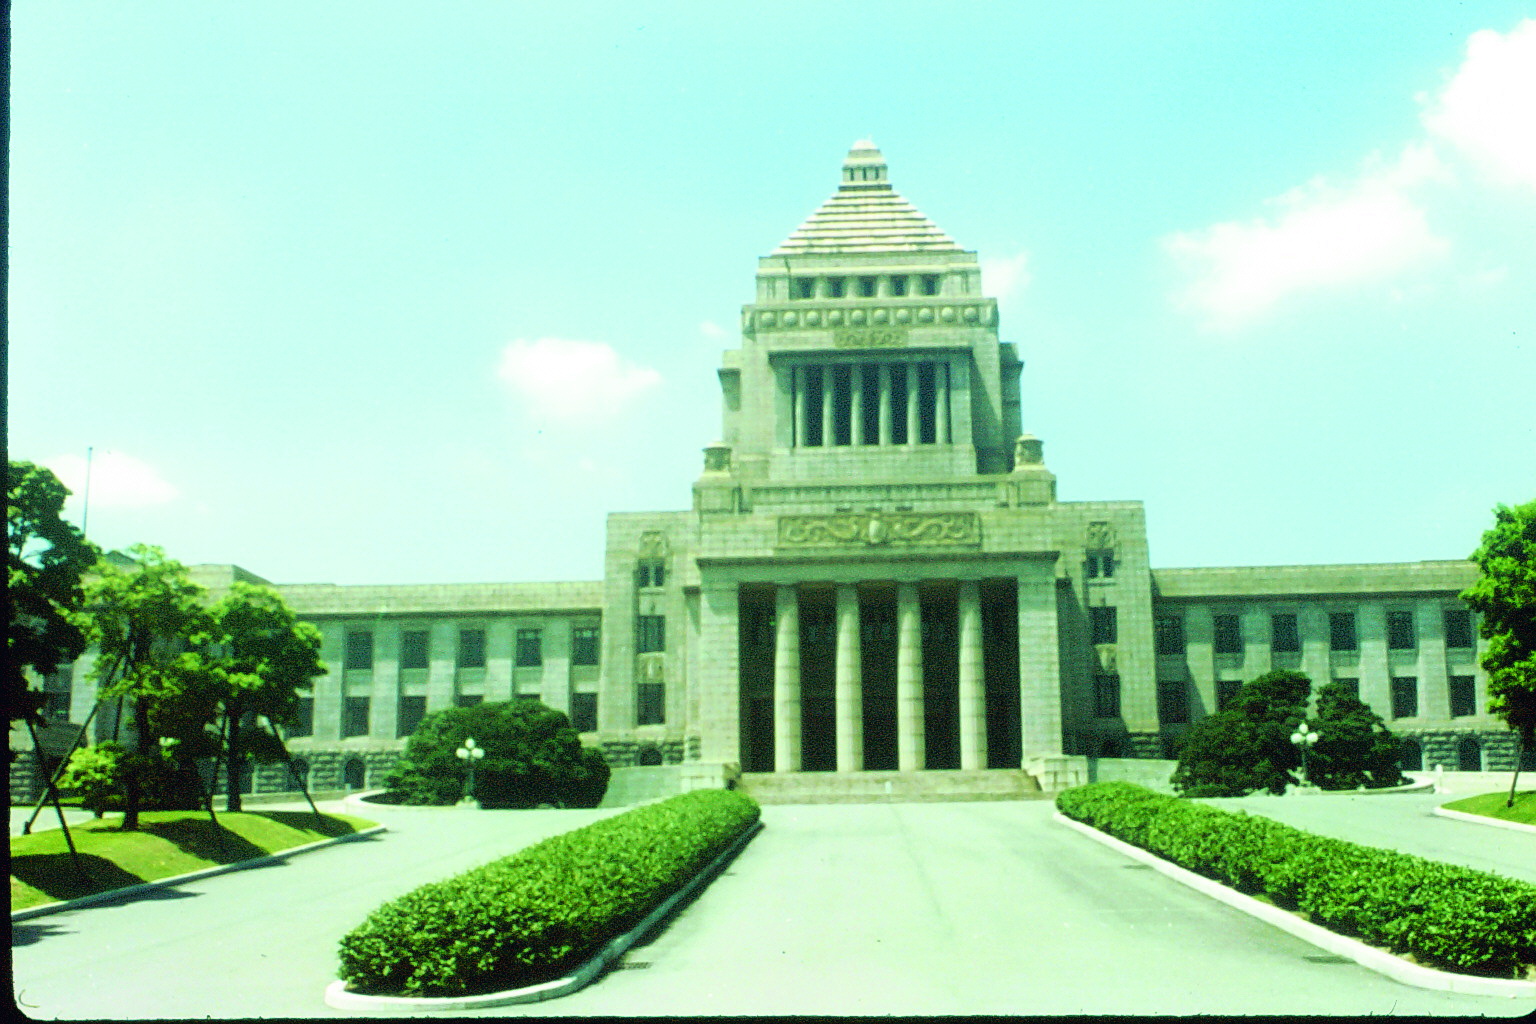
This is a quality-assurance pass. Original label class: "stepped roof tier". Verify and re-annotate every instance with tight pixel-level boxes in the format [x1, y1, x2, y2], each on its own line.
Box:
[773, 139, 963, 256]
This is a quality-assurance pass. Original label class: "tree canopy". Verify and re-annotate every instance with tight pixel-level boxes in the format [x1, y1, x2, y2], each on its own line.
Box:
[384, 700, 609, 808]
[1307, 679, 1406, 790]
[1170, 670, 1311, 797]
[7, 461, 99, 745]
[1461, 500, 1536, 760]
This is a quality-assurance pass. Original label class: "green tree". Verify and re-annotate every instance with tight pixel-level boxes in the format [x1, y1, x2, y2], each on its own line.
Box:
[1461, 499, 1536, 805]
[206, 582, 325, 812]
[7, 462, 100, 750]
[1171, 669, 1311, 797]
[1307, 680, 1407, 790]
[85, 545, 221, 829]
[385, 700, 609, 808]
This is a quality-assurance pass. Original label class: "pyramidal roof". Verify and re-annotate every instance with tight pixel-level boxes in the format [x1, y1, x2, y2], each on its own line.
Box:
[773, 139, 963, 256]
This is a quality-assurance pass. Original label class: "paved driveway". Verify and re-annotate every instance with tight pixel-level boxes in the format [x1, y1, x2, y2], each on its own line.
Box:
[12, 796, 1532, 1018]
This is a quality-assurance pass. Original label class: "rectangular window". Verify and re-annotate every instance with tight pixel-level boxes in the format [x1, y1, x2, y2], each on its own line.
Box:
[289, 697, 314, 738]
[1449, 675, 1477, 718]
[42, 667, 72, 722]
[888, 275, 908, 296]
[1157, 680, 1189, 724]
[1271, 614, 1300, 653]
[515, 628, 543, 667]
[1213, 614, 1242, 654]
[346, 630, 373, 670]
[1085, 551, 1116, 579]
[454, 693, 484, 709]
[637, 614, 666, 653]
[1443, 609, 1473, 649]
[1216, 679, 1243, 711]
[399, 630, 429, 670]
[919, 273, 940, 296]
[857, 275, 877, 297]
[570, 692, 598, 732]
[1093, 675, 1121, 718]
[637, 682, 665, 725]
[571, 626, 600, 666]
[1154, 615, 1185, 656]
[1387, 610, 1416, 650]
[636, 560, 667, 588]
[1333, 677, 1359, 700]
[1089, 606, 1117, 645]
[827, 276, 846, 298]
[342, 696, 370, 737]
[396, 695, 426, 737]
[1391, 676, 1419, 719]
[1329, 612, 1357, 652]
[792, 277, 814, 299]
[458, 628, 486, 668]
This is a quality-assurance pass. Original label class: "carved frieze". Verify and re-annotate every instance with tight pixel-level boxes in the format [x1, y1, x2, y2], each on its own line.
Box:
[777, 511, 981, 548]
[1086, 520, 1117, 550]
[833, 327, 908, 349]
[638, 531, 670, 558]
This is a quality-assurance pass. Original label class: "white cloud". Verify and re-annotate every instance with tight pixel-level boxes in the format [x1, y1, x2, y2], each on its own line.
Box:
[44, 451, 180, 508]
[1165, 146, 1450, 329]
[981, 250, 1032, 303]
[1422, 19, 1536, 190]
[495, 337, 662, 425]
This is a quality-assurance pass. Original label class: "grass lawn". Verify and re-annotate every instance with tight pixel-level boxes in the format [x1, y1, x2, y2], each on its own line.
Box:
[1441, 789, 1536, 826]
[10, 809, 377, 911]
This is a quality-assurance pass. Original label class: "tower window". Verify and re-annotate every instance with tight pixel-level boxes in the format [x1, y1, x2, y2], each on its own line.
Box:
[400, 630, 428, 670]
[1271, 614, 1299, 653]
[515, 628, 543, 667]
[1387, 611, 1416, 650]
[1090, 606, 1117, 645]
[1213, 614, 1242, 654]
[637, 559, 666, 588]
[1086, 550, 1116, 579]
[920, 274, 940, 295]
[637, 614, 666, 653]
[888, 275, 908, 296]
[1154, 615, 1184, 656]
[1329, 612, 1357, 652]
[827, 276, 845, 298]
[792, 277, 815, 299]
[346, 630, 373, 670]
[572, 626, 600, 666]
[857, 276, 877, 297]
[458, 628, 485, 668]
[637, 683, 665, 725]
[1443, 609, 1473, 649]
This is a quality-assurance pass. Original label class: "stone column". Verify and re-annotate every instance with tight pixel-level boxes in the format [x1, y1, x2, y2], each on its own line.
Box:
[878, 363, 893, 445]
[896, 583, 925, 771]
[793, 366, 808, 448]
[821, 365, 835, 448]
[774, 585, 802, 773]
[957, 580, 986, 770]
[696, 580, 741, 764]
[426, 620, 456, 711]
[905, 363, 920, 447]
[850, 364, 865, 446]
[1018, 569, 1064, 760]
[937, 362, 952, 444]
[835, 585, 864, 772]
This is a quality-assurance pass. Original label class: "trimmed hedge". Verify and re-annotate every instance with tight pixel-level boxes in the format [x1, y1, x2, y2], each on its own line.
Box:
[337, 789, 760, 996]
[1056, 782, 1536, 979]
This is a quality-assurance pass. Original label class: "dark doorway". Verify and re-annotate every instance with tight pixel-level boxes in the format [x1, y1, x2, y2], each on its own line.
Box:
[860, 590, 898, 771]
[922, 590, 959, 770]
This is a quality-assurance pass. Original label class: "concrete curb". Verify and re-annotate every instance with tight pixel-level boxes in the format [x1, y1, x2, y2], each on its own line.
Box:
[1053, 812, 1535, 1000]
[11, 825, 388, 922]
[1433, 806, 1536, 835]
[324, 818, 764, 1012]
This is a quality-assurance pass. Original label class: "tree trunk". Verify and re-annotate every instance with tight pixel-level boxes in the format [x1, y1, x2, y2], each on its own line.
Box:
[1508, 728, 1529, 809]
[121, 701, 151, 831]
[225, 712, 243, 813]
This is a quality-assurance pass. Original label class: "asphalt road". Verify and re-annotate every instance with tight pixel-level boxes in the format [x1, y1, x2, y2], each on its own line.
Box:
[11, 796, 1532, 1018]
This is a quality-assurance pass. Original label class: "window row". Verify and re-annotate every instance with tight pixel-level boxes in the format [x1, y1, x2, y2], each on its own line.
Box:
[343, 626, 601, 670]
[1089, 674, 1479, 723]
[790, 273, 941, 300]
[1152, 608, 1475, 656]
[305, 691, 602, 740]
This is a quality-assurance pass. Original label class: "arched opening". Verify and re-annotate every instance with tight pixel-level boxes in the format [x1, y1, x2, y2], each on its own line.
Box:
[1399, 738, 1422, 772]
[343, 758, 366, 789]
[637, 744, 663, 766]
[1457, 737, 1482, 772]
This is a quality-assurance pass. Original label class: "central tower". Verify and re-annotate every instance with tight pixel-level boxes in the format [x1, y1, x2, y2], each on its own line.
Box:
[716, 139, 1024, 486]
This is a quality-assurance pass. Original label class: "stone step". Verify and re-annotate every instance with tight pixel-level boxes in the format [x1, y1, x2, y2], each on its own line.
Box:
[737, 768, 1048, 804]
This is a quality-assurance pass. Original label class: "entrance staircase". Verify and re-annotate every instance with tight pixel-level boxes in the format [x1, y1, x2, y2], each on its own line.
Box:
[736, 768, 1047, 804]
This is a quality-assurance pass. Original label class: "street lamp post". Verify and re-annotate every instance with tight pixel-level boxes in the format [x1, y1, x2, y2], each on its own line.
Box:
[455, 737, 485, 807]
[1290, 720, 1319, 788]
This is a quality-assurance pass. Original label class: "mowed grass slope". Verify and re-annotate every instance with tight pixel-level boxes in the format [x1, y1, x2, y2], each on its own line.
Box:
[1442, 789, 1536, 826]
[11, 810, 377, 910]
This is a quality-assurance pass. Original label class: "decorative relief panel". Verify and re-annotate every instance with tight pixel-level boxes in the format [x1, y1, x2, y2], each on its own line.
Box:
[777, 511, 981, 548]
[1086, 521, 1117, 550]
[638, 531, 670, 558]
[834, 327, 908, 348]
[637, 652, 665, 681]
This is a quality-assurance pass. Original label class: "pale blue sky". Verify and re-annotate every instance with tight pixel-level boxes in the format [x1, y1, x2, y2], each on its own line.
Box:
[10, 2, 1535, 585]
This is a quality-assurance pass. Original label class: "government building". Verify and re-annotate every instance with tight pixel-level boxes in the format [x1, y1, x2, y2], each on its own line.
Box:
[13, 142, 1526, 804]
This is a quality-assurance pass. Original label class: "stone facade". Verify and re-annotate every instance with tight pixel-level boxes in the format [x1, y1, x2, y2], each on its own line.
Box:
[10, 142, 1529, 804]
